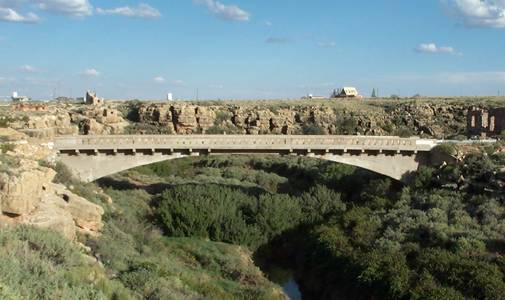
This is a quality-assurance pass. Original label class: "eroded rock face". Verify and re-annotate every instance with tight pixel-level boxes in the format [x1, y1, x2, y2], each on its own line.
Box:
[52, 184, 104, 234]
[77, 106, 129, 135]
[0, 130, 105, 240]
[10, 111, 79, 139]
[0, 159, 56, 215]
[134, 101, 469, 138]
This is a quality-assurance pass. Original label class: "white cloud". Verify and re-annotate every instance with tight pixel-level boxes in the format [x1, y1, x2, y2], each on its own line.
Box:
[317, 41, 336, 48]
[266, 37, 290, 44]
[172, 79, 184, 86]
[83, 68, 100, 77]
[195, 0, 250, 22]
[96, 3, 161, 19]
[153, 76, 165, 83]
[415, 43, 459, 54]
[264, 20, 272, 27]
[443, 0, 505, 28]
[0, 7, 39, 23]
[20, 65, 39, 72]
[34, 0, 93, 17]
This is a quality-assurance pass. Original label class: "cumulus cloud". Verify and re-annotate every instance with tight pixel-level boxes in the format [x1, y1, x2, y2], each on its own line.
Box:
[20, 65, 39, 72]
[194, 0, 250, 22]
[0, 7, 39, 23]
[83, 68, 100, 77]
[153, 76, 165, 83]
[96, 3, 161, 19]
[443, 0, 505, 28]
[35, 0, 93, 17]
[415, 43, 459, 54]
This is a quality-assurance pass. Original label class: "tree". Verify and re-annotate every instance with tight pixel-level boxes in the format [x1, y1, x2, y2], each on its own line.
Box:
[371, 88, 377, 98]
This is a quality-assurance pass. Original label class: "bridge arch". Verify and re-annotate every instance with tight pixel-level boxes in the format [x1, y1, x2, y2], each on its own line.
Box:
[54, 135, 436, 183]
[57, 151, 428, 183]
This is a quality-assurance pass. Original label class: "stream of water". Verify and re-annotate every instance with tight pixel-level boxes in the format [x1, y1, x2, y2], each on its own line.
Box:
[281, 276, 302, 300]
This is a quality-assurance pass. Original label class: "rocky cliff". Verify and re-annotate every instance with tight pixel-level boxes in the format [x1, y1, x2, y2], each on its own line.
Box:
[133, 100, 469, 138]
[0, 129, 104, 240]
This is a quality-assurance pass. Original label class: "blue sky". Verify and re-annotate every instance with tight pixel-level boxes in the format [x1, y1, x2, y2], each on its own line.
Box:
[0, 0, 505, 100]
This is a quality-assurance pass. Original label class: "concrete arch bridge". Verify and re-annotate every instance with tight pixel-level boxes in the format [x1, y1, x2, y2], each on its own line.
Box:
[54, 135, 439, 183]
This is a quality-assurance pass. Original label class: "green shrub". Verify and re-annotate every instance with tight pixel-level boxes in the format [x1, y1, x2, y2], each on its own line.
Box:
[301, 123, 326, 135]
[0, 226, 128, 299]
[394, 127, 414, 138]
[434, 143, 457, 156]
[0, 143, 15, 154]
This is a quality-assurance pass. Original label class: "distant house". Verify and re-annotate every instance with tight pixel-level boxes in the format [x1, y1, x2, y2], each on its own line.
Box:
[85, 91, 104, 106]
[11, 91, 30, 103]
[331, 87, 359, 98]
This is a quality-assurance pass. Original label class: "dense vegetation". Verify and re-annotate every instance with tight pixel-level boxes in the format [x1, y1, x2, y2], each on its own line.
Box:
[3, 139, 505, 299]
[105, 145, 505, 299]
[258, 148, 505, 299]
[0, 226, 129, 299]
[87, 181, 285, 300]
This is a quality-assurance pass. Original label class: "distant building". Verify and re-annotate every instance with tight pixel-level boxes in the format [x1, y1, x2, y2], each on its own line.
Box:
[167, 93, 173, 101]
[55, 96, 75, 102]
[467, 107, 505, 137]
[331, 87, 360, 98]
[302, 94, 326, 100]
[11, 91, 30, 103]
[85, 91, 104, 106]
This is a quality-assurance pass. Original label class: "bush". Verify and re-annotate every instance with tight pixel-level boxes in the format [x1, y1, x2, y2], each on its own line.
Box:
[0, 226, 130, 299]
[434, 143, 457, 156]
[0, 143, 15, 154]
[394, 127, 414, 138]
[301, 123, 326, 135]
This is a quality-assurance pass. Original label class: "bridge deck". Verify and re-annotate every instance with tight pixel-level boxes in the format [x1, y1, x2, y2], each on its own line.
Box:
[55, 135, 437, 153]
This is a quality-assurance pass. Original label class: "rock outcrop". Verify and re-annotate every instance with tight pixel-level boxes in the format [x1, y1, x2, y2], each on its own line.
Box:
[133, 101, 469, 138]
[0, 130, 104, 240]
[74, 106, 129, 135]
[0, 159, 56, 215]
[9, 109, 78, 139]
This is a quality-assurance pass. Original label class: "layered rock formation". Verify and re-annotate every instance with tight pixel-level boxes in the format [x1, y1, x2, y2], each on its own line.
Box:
[9, 109, 79, 139]
[0, 130, 104, 240]
[133, 101, 468, 138]
[72, 106, 129, 135]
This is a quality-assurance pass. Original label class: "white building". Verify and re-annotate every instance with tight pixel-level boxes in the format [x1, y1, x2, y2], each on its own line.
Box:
[167, 93, 173, 101]
[11, 91, 30, 103]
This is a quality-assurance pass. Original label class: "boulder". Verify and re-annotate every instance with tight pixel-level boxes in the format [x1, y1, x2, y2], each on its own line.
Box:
[25, 193, 77, 241]
[51, 184, 104, 234]
[0, 160, 56, 215]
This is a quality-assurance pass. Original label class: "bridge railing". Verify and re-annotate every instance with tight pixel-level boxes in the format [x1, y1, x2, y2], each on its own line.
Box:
[55, 135, 437, 152]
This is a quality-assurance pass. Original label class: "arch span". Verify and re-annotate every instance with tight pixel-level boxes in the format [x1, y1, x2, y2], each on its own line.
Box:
[54, 135, 436, 183]
[57, 151, 428, 183]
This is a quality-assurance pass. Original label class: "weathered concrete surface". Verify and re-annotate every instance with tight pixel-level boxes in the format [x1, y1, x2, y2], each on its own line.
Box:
[59, 153, 189, 183]
[55, 135, 438, 182]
